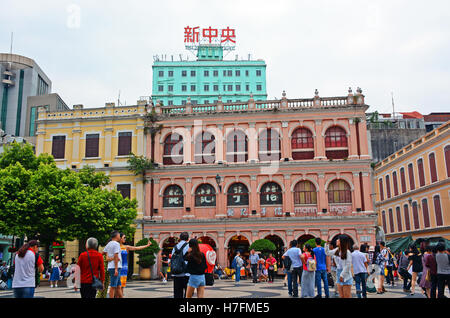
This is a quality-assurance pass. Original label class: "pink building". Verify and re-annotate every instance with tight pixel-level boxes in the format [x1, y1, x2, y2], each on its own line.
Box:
[140, 88, 377, 267]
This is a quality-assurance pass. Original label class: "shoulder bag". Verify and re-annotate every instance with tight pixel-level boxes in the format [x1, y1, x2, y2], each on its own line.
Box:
[87, 251, 104, 291]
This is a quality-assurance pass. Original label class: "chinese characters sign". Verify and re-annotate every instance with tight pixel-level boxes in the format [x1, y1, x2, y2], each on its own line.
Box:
[184, 26, 236, 50]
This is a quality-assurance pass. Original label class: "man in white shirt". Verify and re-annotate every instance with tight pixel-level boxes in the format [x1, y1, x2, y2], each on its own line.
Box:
[282, 240, 302, 298]
[103, 230, 122, 298]
[352, 244, 369, 298]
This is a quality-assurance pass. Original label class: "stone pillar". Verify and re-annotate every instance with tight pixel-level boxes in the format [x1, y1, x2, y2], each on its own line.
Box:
[283, 174, 292, 214]
[348, 119, 359, 159]
[358, 119, 371, 160]
[317, 173, 327, 212]
[216, 124, 224, 164]
[218, 231, 226, 266]
[136, 125, 144, 156]
[153, 178, 160, 217]
[184, 126, 192, 164]
[145, 180, 151, 217]
[281, 121, 291, 161]
[352, 173, 362, 212]
[250, 175, 259, 215]
[154, 133, 162, 165]
[103, 126, 113, 163]
[361, 172, 374, 211]
[72, 126, 82, 164]
[185, 177, 192, 212]
[247, 122, 258, 163]
[314, 120, 326, 160]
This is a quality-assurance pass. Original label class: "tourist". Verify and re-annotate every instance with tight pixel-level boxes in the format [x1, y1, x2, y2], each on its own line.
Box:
[374, 242, 388, 294]
[160, 252, 170, 283]
[300, 243, 316, 298]
[385, 247, 396, 286]
[313, 237, 329, 298]
[398, 249, 412, 292]
[435, 243, 450, 298]
[12, 240, 44, 298]
[249, 249, 260, 283]
[258, 255, 267, 282]
[407, 244, 423, 296]
[49, 255, 61, 288]
[75, 237, 104, 298]
[233, 251, 244, 285]
[282, 240, 302, 298]
[172, 232, 190, 298]
[325, 235, 353, 298]
[419, 245, 437, 298]
[266, 253, 277, 283]
[185, 239, 207, 298]
[105, 233, 152, 296]
[329, 243, 339, 297]
[352, 244, 369, 298]
[103, 230, 123, 298]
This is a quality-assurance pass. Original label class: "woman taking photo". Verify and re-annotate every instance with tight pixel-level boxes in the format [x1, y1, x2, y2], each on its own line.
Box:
[325, 235, 353, 298]
[49, 255, 61, 288]
[407, 244, 423, 296]
[185, 239, 207, 298]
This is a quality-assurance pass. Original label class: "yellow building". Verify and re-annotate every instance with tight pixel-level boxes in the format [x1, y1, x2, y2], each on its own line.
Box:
[374, 121, 450, 241]
[35, 101, 147, 275]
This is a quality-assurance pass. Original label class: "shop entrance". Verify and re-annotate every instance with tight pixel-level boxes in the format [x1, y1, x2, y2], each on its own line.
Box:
[227, 235, 250, 267]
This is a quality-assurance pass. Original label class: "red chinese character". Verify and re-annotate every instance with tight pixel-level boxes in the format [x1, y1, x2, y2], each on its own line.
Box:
[202, 26, 219, 43]
[221, 27, 236, 43]
[184, 26, 199, 43]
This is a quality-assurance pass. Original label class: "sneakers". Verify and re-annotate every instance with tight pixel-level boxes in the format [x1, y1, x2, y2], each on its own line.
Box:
[162, 279, 167, 284]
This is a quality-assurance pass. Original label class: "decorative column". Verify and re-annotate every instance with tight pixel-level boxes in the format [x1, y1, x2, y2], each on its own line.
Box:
[361, 172, 374, 211]
[250, 175, 259, 216]
[145, 179, 151, 217]
[153, 178, 160, 219]
[352, 172, 362, 212]
[218, 231, 226, 266]
[358, 118, 371, 160]
[216, 124, 224, 164]
[103, 126, 113, 164]
[281, 121, 291, 160]
[183, 125, 192, 164]
[283, 174, 292, 214]
[314, 120, 326, 160]
[185, 177, 192, 213]
[247, 122, 258, 163]
[317, 173, 327, 212]
[136, 125, 144, 156]
[348, 119, 359, 159]
[154, 133, 162, 165]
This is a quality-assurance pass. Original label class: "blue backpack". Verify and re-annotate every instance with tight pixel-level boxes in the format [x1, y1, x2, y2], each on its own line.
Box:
[231, 257, 237, 269]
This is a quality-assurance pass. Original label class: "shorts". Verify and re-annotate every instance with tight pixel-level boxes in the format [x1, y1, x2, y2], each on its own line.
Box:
[336, 268, 353, 286]
[161, 266, 168, 275]
[188, 274, 205, 288]
[378, 265, 385, 274]
[108, 269, 122, 287]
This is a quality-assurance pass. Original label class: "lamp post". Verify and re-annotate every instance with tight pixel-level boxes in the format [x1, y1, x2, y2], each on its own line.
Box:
[215, 174, 222, 192]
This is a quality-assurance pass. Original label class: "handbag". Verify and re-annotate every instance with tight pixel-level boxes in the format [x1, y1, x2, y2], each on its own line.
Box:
[86, 250, 104, 291]
[205, 273, 214, 286]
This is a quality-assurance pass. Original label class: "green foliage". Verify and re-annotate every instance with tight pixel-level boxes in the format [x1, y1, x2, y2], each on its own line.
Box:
[135, 238, 160, 268]
[127, 153, 154, 176]
[249, 239, 276, 253]
[0, 143, 138, 251]
[97, 255, 109, 298]
[78, 165, 111, 188]
[304, 238, 326, 249]
[144, 107, 163, 137]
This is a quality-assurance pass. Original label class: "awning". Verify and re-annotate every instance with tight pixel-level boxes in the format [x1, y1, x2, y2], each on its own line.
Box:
[386, 235, 414, 253]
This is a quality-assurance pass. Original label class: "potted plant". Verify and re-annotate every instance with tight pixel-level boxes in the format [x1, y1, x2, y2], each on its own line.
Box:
[136, 237, 160, 280]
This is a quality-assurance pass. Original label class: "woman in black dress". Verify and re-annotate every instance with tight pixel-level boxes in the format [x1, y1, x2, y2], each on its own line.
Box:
[407, 244, 423, 296]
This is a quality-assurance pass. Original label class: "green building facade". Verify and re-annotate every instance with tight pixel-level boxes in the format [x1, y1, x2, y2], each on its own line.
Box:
[151, 46, 267, 106]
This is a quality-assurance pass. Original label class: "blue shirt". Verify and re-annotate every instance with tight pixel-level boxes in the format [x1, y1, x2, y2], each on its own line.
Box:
[249, 253, 260, 265]
[283, 247, 302, 268]
[313, 246, 327, 271]
[172, 240, 190, 277]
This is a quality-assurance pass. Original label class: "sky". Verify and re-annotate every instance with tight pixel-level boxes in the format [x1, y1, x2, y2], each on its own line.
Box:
[1, 0, 450, 114]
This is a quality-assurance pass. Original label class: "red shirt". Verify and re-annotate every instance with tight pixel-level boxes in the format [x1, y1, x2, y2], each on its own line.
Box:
[77, 249, 105, 284]
[28, 248, 43, 267]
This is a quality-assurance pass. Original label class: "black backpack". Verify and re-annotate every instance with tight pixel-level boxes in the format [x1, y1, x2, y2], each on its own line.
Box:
[283, 255, 292, 271]
[170, 242, 188, 275]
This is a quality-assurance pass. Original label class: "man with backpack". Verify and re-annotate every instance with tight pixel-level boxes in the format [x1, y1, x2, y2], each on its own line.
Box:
[232, 251, 244, 285]
[171, 232, 190, 298]
[282, 240, 302, 297]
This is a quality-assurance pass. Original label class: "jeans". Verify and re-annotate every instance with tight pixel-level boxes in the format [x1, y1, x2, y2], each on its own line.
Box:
[173, 275, 189, 298]
[437, 273, 450, 298]
[235, 267, 241, 283]
[251, 264, 258, 283]
[386, 266, 394, 285]
[315, 270, 329, 297]
[354, 272, 368, 298]
[430, 274, 438, 299]
[287, 267, 301, 297]
[398, 268, 411, 290]
[13, 287, 35, 298]
[268, 269, 275, 282]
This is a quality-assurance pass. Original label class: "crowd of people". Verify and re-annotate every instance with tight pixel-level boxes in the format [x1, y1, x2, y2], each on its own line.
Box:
[3, 232, 450, 299]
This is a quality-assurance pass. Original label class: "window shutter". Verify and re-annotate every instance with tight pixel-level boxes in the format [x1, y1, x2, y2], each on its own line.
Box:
[118, 132, 132, 156]
[52, 136, 66, 159]
[85, 134, 99, 157]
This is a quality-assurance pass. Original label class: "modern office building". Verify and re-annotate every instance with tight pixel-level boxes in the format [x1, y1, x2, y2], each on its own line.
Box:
[374, 121, 450, 241]
[0, 53, 52, 136]
[140, 89, 377, 269]
[151, 45, 267, 106]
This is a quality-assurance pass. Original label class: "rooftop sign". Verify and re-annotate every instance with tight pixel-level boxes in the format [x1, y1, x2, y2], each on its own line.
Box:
[184, 26, 236, 51]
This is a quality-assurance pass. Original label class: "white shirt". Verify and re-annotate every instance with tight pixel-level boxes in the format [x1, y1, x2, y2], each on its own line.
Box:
[12, 250, 36, 288]
[352, 250, 368, 274]
[325, 244, 352, 282]
[103, 240, 121, 270]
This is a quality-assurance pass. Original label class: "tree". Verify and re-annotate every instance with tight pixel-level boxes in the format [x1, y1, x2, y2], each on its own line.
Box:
[78, 165, 110, 188]
[304, 238, 326, 249]
[249, 239, 276, 254]
[0, 142, 54, 170]
[127, 153, 153, 176]
[135, 238, 160, 268]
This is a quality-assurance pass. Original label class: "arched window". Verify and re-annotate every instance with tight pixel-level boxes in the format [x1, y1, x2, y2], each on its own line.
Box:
[258, 128, 280, 161]
[291, 128, 314, 160]
[194, 131, 215, 164]
[400, 167, 407, 193]
[226, 130, 248, 163]
[445, 145, 450, 178]
[327, 179, 352, 204]
[412, 201, 420, 230]
[433, 195, 443, 226]
[429, 153, 437, 183]
[417, 158, 425, 187]
[379, 178, 384, 201]
[381, 210, 387, 233]
[227, 183, 249, 206]
[422, 198, 430, 228]
[260, 182, 282, 205]
[324, 126, 348, 159]
[385, 175, 391, 199]
[195, 184, 216, 207]
[396, 207, 402, 232]
[163, 133, 183, 165]
[388, 208, 395, 233]
[408, 163, 415, 190]
[404, 204, 411, 231]
[293, 180, 317, 205]
[163, 185, 184, 207]
[392, 171, 399, 196]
